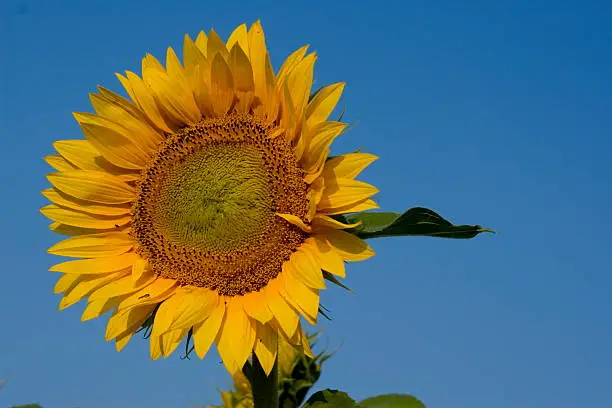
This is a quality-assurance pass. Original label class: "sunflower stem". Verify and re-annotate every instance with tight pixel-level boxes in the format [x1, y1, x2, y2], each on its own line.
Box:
[249, 352, 278, 408]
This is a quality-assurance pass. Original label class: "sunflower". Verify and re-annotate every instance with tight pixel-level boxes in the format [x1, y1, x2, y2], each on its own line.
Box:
[42, 20, 378, 375]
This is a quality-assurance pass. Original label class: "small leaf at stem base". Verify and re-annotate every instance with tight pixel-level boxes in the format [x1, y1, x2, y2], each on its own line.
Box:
[360, 393, 426, 407]
[303, 389, 358, 407]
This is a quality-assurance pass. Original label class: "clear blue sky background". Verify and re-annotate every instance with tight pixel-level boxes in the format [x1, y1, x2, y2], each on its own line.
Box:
[1, 0, 611, 407]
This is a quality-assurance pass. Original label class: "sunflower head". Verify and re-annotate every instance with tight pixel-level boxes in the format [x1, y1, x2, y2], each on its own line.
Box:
[42, 20, 378, 376]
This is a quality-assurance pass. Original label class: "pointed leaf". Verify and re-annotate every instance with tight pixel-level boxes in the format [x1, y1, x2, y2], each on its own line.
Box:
[322, 271, 353, 293]
[360, 393, 426, 408]
[342, 207, 493, 239]
[303, 389, 358, 407]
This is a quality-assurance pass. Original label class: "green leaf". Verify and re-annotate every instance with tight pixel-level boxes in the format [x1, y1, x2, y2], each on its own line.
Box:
[303, 389, 358, 407]
[323, 271, 354, 293]
[360, 394, 425, 408]
[342, 207, 494, 239]
[318, 306, 332, 321]
[11, 405, 44, 408]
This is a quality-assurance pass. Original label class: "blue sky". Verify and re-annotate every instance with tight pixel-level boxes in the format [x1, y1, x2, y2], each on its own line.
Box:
[1, 0, 611, 407]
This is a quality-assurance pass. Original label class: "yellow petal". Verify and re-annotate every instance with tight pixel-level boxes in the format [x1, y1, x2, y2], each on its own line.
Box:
[289, 248, 326, 289]
[306, 178, 325, 220]
[49, 221, 129, 237]
[115, 331, 133, 352]
[276, 45, 309, 89]
[115, 72, 138, 105]
[183, 37, 214, 115]
[294, 121, 308, 162]
[77, 121, 149, 170]
[73, 111, 153, 157]
[47, 170, 136, 205]
[95, 86, 141, 113]
[317, 179, 379, 211]
[322, 153, 378, 180]
[280, 83, 296, 142]
[42, 188, 131, 217]
[229, 44, 254, 93]
[82, 296, 124, 321]
[195, 30, 208, 55]
[252, 49, 279, 122]
[117, 278, 177, 310]
[306, 82, 345, 128]
[280, 267, 319, 325]
[325, 229, 375, 262]
[266, 280, 299, 338]
[319, 198, 379, 216]
[41, 204, 131, 230]
[47, 232, 133, 258]
[53, 140, 137, 179]
[117, 71, 172, 133]
[161, 327, 189, 358]
[277, 328, 297, 375]
[183, 34, 204, 71]
[143, 68, 201, 126]
[142, 53, 165, 73]
[311, 214, 361, 231]
[115, 170, 142, 185]
[44, 155, 77, 172]
[280, 323, 314, 360]
[312, 236, 345, 278]
[242, 290, 273, 324]
[263, 51, 277, 95]
[195, 62, 216, 117]
[257, 83, 280, 123]
[297, 324, 314, 358]
[105, 304, 156, 340]
[53, 273, 82, 294]
[167, 289, 219, 332]
[210, 54, 234, 117]
[286, 52, 316, 119]
[302, 122, 347, 179]
[49, 252, 138, 274]
[207, 29, 229, 61]
[90, 88, 163, 152]
[88, 273, 155, 302]
[166, 47, 206, 119]
[165, 47, 193, 96]
[247, 20, 268, 98]
[227, 24, 249, 54]
[275, 213, 311, 232]
[229, 44, 255, 113]
[131, 257, 150, 283]
[150, 331, 163, 360]
[193, 301, 225, 359]
[217, 301, 256, 374]
[254, 321, 278, 376]
[60, 270, 128, 310]
[152, 287, 219, 336]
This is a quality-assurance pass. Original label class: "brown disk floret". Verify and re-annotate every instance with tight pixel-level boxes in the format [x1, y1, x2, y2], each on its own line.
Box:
[132, 114, 310, 296]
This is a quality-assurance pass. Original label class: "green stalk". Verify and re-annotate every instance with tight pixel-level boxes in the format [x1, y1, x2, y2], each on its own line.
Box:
[249, 352, 278, 408]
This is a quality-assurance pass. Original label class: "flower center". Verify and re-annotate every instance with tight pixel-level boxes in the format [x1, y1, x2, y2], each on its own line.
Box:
[157, 144, 272, 251]
[132, 114, 309, 296]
